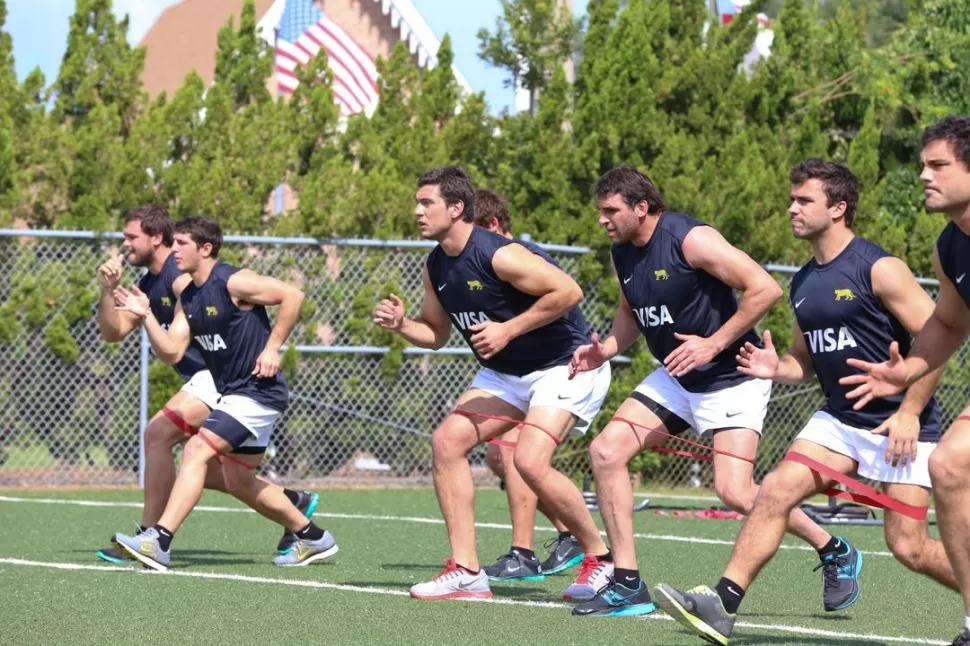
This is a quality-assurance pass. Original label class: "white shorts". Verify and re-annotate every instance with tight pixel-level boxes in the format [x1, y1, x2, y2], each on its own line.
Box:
[180, 370, 221, 410]
[633, 368, 771, 436]
[796, 410, 934, 488]
[469, 363, 612, 436]
[206, 394, 281, 451]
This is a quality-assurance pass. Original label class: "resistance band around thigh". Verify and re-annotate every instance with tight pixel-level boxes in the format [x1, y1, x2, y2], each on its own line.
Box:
[450, 409, 563, 447]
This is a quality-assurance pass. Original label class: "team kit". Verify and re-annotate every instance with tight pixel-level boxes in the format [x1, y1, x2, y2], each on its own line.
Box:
[95, 116, 970, 645]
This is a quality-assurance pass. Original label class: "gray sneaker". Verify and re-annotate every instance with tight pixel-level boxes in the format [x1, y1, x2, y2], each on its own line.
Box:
[540, 534, 584, 575]
[272, 530, 338, 566]
[113, 527, 170, 572]
[653, 583, 734, 645]
[484, 548, 544, 582]
[815, 537, 863, 611]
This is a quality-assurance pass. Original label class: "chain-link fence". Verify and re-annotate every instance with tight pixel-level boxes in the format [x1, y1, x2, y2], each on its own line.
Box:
[1, 230, 967, 491]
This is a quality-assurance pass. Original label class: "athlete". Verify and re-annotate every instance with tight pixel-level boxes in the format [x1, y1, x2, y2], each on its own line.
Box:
[569, 165, 848, 618]
[110, 217, 336, 571]
[838, 116, 970, 646]
[374, 167, 613, 601]
[654, 160, 956, 645]
[473, 189, 584, 580]
[95, 205, 317, 563]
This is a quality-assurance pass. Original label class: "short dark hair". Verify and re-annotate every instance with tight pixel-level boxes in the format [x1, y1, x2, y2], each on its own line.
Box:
[417, 166, 475, 222]
[473, 189, 511, 233]
[175, 216, 223, 258]
[789, 159, 860, 228]
[124, 204, 173, 246]
[593, 165, 666, 213]
[921, 116, 970, 170]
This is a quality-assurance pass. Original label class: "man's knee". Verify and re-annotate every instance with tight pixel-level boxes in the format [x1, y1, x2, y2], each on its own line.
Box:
[144, 414, 189, 451]
[744, 469, 798, 514]
[715, 478, 758, 514]
[929, 447, 968, 491]
[512, 450, 549, 487]
[589, 432, 633, 472]
[885, 529, 925, 571]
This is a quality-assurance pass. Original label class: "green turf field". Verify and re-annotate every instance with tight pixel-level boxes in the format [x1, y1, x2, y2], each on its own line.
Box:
[0, 488, 959, 645]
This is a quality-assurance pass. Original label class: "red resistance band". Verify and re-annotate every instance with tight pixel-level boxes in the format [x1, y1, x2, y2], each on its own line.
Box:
[162, 407, 197, 437]
[450, 409, 562, 447]
[611, 416, 756, 465]
[785, 451, 927, 521]
[194, 429, 258, 471]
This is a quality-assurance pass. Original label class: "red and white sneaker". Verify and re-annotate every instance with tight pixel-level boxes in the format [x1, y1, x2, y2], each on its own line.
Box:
[410, 559, 493, 600]
[563, 555, 614, 600]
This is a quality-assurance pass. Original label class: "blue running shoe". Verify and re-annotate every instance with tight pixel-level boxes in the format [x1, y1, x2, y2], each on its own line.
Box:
[572, 580, 657, 617]
[540, 534, 584, 575]
[113, 527, 170, 572]
[273, 530, 338, 566]
[277, 491, 321, 555]
[814, 537, 863, 611]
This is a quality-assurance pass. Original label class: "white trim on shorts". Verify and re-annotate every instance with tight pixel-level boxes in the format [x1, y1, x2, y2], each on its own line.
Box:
[468, 363, 611, 436]
[632, 368, 771, 436]
[209, 394, 281, 450]
[795, 410, 934, 488]
[180, 370, 221, 409]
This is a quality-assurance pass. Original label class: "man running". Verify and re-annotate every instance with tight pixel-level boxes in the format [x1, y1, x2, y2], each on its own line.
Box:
[654, 159, 955, 645]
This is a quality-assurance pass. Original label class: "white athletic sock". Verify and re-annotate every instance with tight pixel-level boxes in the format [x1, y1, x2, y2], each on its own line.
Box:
[964, 615, 970, 632]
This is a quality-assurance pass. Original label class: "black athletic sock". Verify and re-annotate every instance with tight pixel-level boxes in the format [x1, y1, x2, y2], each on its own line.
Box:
[154, 525, 174, 552]
[715, 577, 745, 614]
[595, 550, 613, 562]
[558, 531, 572, 541]
[511, 546, 536, 560]
[136, 525, 147, 534]
[817, 536, 842, 557]
[457, 563, 480, 575]
[296, 522, 324, 542]
[614, 567, 641, 589]
[283, 488, 301, 506]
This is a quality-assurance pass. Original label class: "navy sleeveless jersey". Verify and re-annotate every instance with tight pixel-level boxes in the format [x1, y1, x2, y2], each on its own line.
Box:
[138, 253, 206, 380]
[791, 237, 940, 441]
[937, 221, 970, 309]
[426, 227, 589, 376]
[516, 239, 593, 342]
[179, 263, 288, 411]
[611, 211, 759, 393]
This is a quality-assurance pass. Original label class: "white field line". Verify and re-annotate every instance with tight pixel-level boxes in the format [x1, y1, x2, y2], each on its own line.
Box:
[0, 557, 947, 646]
[0, 495, 896, 557]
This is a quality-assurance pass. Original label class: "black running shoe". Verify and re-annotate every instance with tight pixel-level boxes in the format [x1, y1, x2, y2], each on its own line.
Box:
[572, 579, 656, 617]
[540, 533, 584, 575]
[814, 537, 863, 611]
[277, 491, 320, 555]
[484, 548, 544, 582]
[950, 628, 970, 646]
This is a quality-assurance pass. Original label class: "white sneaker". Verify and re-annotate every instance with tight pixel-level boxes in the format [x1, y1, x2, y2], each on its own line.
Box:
[410, 559, 493, 600]
[563, 555, 614, 600]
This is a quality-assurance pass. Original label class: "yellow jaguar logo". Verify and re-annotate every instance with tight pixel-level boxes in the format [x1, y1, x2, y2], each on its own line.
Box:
[654, 269, 670, 281]
[834, 288, 856, 301]
[205, 305, 219, 316]
[467, 280, 484, 291]
[160, 296, 172, 307]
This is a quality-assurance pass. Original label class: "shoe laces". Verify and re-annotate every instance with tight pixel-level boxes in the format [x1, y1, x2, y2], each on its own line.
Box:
[433, 558, 464, 582]
[574, 555, 609, 585]
[813, 553, 848, 591]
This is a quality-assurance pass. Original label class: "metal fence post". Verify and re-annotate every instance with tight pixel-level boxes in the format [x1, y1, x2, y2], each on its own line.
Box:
[138, 326, 150, 488]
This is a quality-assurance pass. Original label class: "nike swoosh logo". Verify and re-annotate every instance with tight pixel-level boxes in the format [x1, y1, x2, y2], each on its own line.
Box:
[795, 298, 806, 308]
[457, 579, 480, 590]
[557, 394, 571, 400]
[623, 276, 633, 284]
[726, 411, 744, 418]
[958, 273, 966, 284]
[437, 284, 446, 291]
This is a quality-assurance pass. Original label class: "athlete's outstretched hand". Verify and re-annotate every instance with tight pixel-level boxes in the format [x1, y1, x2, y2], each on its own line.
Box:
[253, 346, 281, 378]
[469, 320, 512, 359]
[736, 329, 778, 379]
[569, 333, 608, 379]
[870, 410, 919, 468]
[664, 332, 720, 378]
[98, 251, 124, 290]
[113, 285, 149, 318]
[373, 294, 405, 330]
[839, 341, 908, 410]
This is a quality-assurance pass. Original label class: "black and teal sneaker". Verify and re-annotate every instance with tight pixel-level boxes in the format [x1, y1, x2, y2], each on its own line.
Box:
[484, 548, 545, 582]
[540, 533, 584, 575]
[815, 537, 863, 611]
[277, 491, 321, 555]
[572, 579, 656, 617]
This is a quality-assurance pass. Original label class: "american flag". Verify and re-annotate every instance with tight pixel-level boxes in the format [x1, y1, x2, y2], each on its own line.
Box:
[274, 0, 379, 116]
